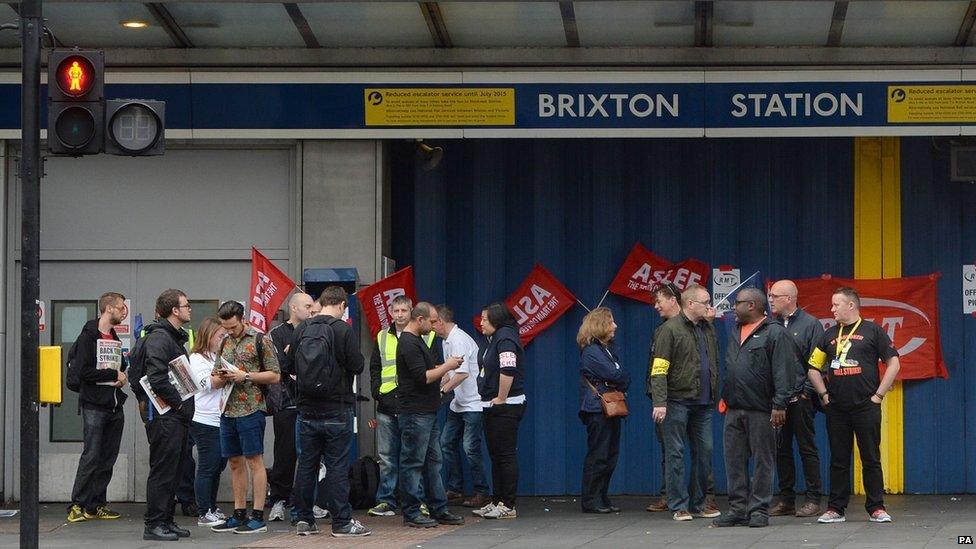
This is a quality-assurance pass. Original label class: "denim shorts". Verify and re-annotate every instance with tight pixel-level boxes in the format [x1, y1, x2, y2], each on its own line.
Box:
[220, 411, 266, 458]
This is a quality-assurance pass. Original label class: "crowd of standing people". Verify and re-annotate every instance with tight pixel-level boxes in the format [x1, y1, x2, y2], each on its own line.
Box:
[63, 277, 899, 541]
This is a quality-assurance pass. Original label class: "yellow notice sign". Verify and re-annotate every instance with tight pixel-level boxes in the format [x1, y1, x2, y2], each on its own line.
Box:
[364, 88, 515, 126]
[887, 85, 976, 123]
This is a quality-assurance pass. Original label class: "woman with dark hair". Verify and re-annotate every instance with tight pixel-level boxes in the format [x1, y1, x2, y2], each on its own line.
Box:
[473, 302, 526, 520]
[577, 307, 630, 514]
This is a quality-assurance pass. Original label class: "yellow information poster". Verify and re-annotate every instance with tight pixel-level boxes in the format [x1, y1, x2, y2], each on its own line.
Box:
[887, 85, 976, 123]
[364, 88, 515, 126]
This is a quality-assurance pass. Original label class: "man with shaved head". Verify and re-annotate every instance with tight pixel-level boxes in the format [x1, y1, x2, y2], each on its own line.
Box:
[768, 280, 825, 518]
[267, 291, 315, 521]
[713, 288, 797, 528]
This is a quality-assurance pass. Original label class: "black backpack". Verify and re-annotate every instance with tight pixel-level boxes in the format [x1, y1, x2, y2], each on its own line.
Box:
[127, 335, 150, 403]
[65, 339, 83, 393]
[348, 455, 380, 509]
[295, 317, 343, 399]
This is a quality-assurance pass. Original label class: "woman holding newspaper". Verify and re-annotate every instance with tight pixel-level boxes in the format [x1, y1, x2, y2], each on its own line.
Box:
[188, 317, 232, 528]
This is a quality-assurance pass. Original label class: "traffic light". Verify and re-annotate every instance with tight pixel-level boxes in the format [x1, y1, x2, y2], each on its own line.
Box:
[47, 49, 104, 156]
[104, 100, 165, 156]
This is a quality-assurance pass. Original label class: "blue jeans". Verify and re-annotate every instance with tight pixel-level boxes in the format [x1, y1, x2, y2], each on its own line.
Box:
[440, 410, 489, 495]
[375, 411, 400, 508]
[294, 408, 353, 529]
[398, 413, 447, 520]
[190, 421, 226, 513]
[663, 401, 713, 513]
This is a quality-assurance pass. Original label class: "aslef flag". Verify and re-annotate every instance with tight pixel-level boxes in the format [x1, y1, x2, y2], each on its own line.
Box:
[794, 274, 948, 380]
[249, 247, 297, 334]
[476, 264, 576, 346]
[356, 267, 417, 336]
[608, 243, 711, 305]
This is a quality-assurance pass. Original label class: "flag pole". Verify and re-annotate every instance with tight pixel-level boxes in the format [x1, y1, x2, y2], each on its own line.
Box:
[576, 298, 592, 312]
[594, 289, 610, 309]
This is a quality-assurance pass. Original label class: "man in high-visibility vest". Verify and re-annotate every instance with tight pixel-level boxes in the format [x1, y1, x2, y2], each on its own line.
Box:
[367, 295, 437, 517]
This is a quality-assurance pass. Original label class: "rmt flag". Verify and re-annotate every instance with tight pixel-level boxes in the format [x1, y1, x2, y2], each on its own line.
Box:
[609, 243, 710, 304]
[356, 267, 417, 336]
[248, 247, 297, 333]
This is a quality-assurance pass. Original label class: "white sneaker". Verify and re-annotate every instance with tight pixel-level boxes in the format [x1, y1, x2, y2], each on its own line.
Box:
[197, 510, 223, 527]
[212, 508, 227, 520]
[818, 509, 847, 523]
[472, 502, 496, 517]
[483, 504, 516, 519]
[331, 518, 371, 537]
[313, 505, 330, 519]
[869, 509, 892, 523]
[268, 501, 286, 522]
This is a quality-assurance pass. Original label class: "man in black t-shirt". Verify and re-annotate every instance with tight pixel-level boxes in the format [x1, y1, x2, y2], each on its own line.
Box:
[395, 302, 465, 528]
[807, 287, 900, 525]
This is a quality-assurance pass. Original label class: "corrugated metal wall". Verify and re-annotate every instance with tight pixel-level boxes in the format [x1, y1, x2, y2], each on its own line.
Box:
[900, 137, 976, 493]
[392, 137, 855, 495]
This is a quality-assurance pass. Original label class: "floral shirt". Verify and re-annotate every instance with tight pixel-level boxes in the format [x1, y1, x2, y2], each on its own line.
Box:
[219, 329, 280, 418]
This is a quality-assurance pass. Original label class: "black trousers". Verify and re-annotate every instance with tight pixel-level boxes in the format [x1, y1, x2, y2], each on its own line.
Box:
[826, 400, 885, 514]
[145, 416, 189, 527]
[484, 403, 525, 509]
[776, 396, 822, 504]
[269, 408, 299, 504]
[70, 406, 124, 513]
[580, 412, 621, 510]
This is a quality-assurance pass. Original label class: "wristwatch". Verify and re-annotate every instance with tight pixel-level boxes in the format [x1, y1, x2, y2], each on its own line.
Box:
[244, 372, 252, 383]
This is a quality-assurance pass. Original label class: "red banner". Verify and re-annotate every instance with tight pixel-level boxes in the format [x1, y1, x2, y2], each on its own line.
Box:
[248, 247, 297, 333]
[475, 264, 577, 346]
[608, 243, 711, 304]
[356, 267, 417, 336]
[793, 274, 947, 380]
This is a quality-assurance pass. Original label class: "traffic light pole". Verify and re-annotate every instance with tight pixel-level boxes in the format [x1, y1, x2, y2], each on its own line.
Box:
[19, 0, 42, 546]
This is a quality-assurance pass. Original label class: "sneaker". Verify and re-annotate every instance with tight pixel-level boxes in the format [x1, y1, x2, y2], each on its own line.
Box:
[463, 493, 491, 508]
[234, 517, 268, 534]
[434, 511, 465, 525]
[817, 509, 846, 523]
[210, 515, 243, 533]
[712, 514, 749, 527]
[645, 497, 668, 512]
[483, 504, 516, 519]
[269, 500, 286, 522]
[672, 510, 693, 521]
[749, 514, 769, 528]
[86, 505, 121, 520]
[769, 501, 795, 517]
[313, 505, 330, 519]
[404, 515, 438, 528]
[446, 490, 465, 504]
[869, 509, 892, 523]
[796, 502, 821, 517]
[67, 504, 87, 523]
[165, 522, 191, 538]
[472, 502, 497, 517]
[198, 510, 223, 527]
[420, 503, 430, 517]
[332, 519, 372, 537]
[368, 502, 396, 517]
[295, 520, 320, 536]
[212, 508, 227, 520]
[693, 506, 721, 519]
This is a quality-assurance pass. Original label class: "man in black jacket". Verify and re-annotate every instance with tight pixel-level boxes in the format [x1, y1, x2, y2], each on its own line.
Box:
[141, 289, 194, 542]
[66, 292, 129, 524]
[714, 288, 797, 528]
[284, 286, 371, 537]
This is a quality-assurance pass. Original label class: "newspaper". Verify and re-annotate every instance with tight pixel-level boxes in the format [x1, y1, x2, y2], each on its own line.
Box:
[140, 375, 171, 415]
[140, 355, 202, 415]
[95, 339, 123, 386]
[214, 357, 239, 414]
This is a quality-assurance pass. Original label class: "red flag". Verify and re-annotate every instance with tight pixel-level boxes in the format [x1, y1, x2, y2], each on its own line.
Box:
[475, 264, 576, 346]
[793, 274, 947, 380]
[356, 267, 417, 336]
[248, 247, 297, 334]
[608, 244, 710, 304]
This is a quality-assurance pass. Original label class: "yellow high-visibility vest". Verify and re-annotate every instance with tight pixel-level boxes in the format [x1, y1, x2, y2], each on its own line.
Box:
[377, 330, 435, 394]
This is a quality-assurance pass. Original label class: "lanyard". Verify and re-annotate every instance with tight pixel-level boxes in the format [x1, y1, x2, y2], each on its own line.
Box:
[835, 318, 862, 357]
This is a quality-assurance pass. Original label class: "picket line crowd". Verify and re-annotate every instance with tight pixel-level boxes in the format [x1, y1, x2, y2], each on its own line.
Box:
[63, 277, 900, 541]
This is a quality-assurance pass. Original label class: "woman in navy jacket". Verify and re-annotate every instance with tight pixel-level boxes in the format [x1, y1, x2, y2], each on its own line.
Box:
[578, 307, 630, 514]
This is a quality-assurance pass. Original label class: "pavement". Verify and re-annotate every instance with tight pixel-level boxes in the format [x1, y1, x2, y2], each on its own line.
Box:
[0, 495, 973, 548]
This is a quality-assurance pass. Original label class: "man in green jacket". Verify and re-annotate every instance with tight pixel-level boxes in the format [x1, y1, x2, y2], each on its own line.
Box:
[649, 284, 720, 522]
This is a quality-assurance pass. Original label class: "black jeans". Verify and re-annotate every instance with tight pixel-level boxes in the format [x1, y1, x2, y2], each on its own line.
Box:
[144, 416, 189, 527]
[826, 400, 885, 514]
[294, 408, 353, 530]
[269, 408, 299, 505]
[724, 408, 777, 519]
[776, 396, 822, 505]
[175, 432, 196, 505]
[484, 403, 525, 509]
[580, 412, 621, 510]
[70, 406, 124, 513]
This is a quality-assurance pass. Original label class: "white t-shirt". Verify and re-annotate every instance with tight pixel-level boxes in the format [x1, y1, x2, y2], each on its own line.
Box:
[190, 352, 222, 427]
[443, 325, 484, 413]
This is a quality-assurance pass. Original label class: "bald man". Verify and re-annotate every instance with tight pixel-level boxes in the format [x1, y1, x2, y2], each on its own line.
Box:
[767, 280, 825, 518]
[267, 292, 315, 521]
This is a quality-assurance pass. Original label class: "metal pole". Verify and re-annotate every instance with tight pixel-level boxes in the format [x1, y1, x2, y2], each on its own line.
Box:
[19, 0, 42, 546]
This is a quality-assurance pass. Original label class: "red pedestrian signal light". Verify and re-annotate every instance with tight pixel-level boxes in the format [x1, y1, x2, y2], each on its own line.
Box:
[56, 56, 95, 98]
